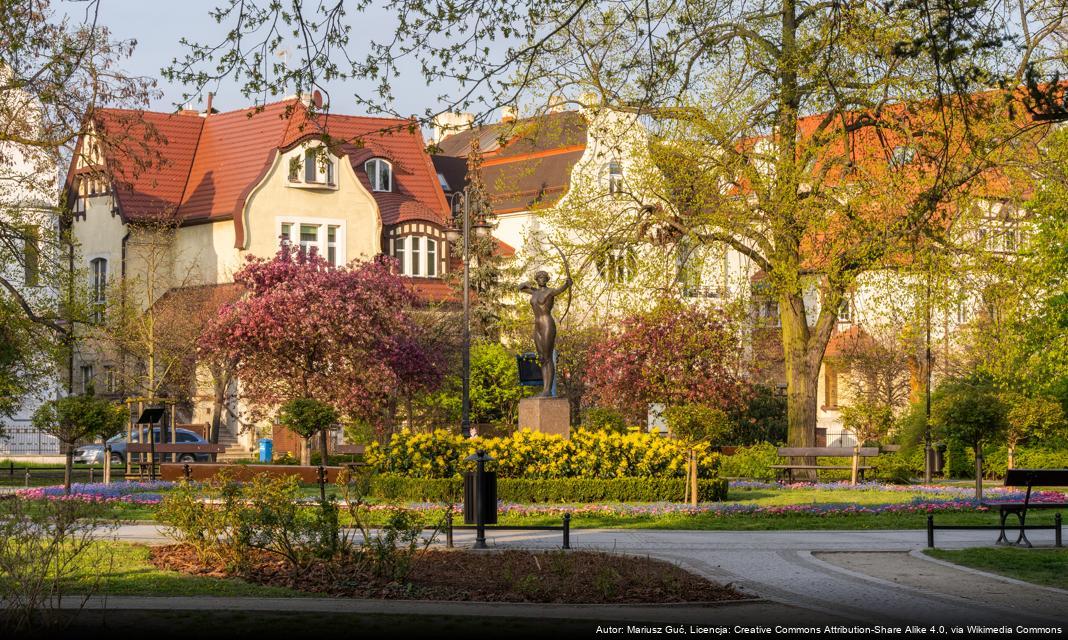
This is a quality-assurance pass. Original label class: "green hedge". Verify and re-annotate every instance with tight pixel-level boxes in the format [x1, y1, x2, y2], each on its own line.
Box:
[369, 474, 729, 503]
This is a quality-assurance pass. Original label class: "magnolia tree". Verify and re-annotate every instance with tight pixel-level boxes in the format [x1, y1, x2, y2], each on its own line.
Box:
[199, 246, 441, 458]
[585, 303, 747, 424]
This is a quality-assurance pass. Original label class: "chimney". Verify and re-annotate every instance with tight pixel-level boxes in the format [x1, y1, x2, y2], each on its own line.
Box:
[203, 92, 214, 117]
[431, 112, 475, 143]
[500, 105, 518, 123]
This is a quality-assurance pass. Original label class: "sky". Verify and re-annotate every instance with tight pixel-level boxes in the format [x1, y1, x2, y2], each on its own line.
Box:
[67, 0, 473, 118]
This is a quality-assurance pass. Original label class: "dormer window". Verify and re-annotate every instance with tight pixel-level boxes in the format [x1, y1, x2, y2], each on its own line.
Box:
[301, 147, 334, 185]
[606, 160, 624, 196]
[366, 158, 392, 192]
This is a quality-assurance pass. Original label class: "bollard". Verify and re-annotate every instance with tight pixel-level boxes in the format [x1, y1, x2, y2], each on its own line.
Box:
[24, 468, 30, 488]
[89, 466, 95, 483]
[183, 463, 192, 481]
[446, 510, 454, 549]
[563, 513, 571, 549]
[1056, 513, 1063, 548]
[926, 515, 935, 548]
[316, 465, 327, 502]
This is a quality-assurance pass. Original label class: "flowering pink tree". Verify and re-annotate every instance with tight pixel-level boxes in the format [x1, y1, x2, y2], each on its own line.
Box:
[199, 246, 441, 460]
[585, 303, 747, 424]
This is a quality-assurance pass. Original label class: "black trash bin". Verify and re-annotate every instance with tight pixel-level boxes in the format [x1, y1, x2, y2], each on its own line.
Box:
[463, 470, 498, 525]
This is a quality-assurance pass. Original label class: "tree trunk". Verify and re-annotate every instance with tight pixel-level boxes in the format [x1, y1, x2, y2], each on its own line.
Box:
[210, 375, 225, 445]
[319, 428, 329, 466]
[690, 450, 699, 506]
[784, 339, 821, 479]
[974, 446, 984, 501]
[1007, 443, 1015, 470]
[64, 445, 73, 495]
[300, 436, 311, 467]
[850, 443, 860, 486]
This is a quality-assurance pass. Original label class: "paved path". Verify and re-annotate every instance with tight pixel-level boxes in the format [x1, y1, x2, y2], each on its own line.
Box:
[109, 524, 1066, 625]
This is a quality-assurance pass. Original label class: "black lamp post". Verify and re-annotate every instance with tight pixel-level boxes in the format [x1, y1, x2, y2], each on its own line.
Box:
[446, 188, 492, 439]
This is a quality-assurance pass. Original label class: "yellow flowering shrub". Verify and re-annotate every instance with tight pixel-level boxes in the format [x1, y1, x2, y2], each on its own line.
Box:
[365, 428, 721, 479]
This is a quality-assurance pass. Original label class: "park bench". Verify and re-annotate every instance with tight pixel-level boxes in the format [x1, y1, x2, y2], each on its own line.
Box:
[927, 468, 1067, 548]
[334, 443, 368, 473]
[771, 447, 879, 483]
[127, 443, 227, 479]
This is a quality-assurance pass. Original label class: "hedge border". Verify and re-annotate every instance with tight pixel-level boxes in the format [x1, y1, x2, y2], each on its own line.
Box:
[369, 475, 729, 503]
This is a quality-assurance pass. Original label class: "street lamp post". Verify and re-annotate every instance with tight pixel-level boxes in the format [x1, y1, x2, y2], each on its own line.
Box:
[446, 189, 492, 439]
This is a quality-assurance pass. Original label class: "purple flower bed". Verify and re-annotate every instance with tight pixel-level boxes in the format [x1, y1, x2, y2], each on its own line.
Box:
[727, 480, 1049, 497]
[17, 481, 176, 505]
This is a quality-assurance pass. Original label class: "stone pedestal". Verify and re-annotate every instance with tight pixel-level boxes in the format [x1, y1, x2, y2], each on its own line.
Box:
[518, 396, 571, 438]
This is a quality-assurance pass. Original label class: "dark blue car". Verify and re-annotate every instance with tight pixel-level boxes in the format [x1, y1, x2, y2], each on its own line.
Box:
[73, 428, 211, 465]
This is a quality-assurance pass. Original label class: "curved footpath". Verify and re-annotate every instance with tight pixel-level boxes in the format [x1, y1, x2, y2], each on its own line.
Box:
[96, 524, 1068, 627]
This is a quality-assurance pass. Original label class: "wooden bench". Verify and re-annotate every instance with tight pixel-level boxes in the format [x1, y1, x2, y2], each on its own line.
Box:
[127, 443, 227, 479]
[982, 469, 1068, 548]
[334, 443, 369, 472]
[770, 447, 879, 483]
[927, 468, 1067, 548]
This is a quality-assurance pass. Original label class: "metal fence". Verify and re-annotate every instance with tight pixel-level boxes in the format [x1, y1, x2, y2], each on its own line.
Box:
[0, 426, 60, 455]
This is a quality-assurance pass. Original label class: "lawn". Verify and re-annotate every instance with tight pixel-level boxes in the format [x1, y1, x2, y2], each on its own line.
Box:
[68, 543, 303, 597]
[925, 547, 1068, 589]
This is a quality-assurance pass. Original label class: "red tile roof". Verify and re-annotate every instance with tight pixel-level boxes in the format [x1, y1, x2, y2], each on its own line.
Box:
[83, 99, 449, 234]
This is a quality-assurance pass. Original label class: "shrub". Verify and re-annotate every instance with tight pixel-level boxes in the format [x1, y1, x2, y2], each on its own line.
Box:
[367, 474, 729, 503]
[236, 473, 341, 569]
[581, 407, 628, 433]
[0, 498, 114, 632]
[726, 385, 788, 445]
[157, 471, 244, 568]
[718, 443, 780, 480]
[365, 428, 721, 479]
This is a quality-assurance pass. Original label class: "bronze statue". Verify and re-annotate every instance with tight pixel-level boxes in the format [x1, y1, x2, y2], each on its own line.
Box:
[519, 269, 572, 397]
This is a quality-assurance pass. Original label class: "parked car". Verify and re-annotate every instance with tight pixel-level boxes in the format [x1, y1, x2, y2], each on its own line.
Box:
[73, 428, 212, 465]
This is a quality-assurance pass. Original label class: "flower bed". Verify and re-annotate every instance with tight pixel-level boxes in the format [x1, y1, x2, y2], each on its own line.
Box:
[17, 481, 175, 504]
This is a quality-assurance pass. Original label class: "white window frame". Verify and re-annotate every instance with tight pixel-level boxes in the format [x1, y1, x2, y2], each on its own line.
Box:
[276, 217, 346, 266]
[365, 158, 393, 192]
[80, 364, 94, 394]
[393, 234, 440, 278]
[89, 257, 107, 323]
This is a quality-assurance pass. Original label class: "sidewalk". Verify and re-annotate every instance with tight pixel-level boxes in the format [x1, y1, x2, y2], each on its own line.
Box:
[102, 524, 1065, 625]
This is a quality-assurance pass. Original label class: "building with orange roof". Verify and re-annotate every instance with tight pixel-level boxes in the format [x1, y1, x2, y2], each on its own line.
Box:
[65, 94, 457, 455]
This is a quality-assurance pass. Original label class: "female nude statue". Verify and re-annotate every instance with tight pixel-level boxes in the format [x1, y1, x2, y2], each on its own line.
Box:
[519, 270, 572, 397]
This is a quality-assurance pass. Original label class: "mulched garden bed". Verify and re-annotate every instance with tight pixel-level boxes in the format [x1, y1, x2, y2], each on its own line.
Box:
[149, 544, 748, 604]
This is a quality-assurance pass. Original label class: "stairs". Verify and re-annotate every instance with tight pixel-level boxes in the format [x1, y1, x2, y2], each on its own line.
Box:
[215, 425, 253, 461]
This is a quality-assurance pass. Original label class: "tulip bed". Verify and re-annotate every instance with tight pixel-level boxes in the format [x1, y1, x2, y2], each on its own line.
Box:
[14, 479, 1067, 531]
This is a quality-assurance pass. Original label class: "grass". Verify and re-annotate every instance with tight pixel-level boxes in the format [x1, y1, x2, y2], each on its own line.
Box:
[68, 542, 303, 597]
[925, 547, 1068, 589]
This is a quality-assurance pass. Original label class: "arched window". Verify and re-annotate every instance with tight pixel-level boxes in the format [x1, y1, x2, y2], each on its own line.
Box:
[605, 160, 624, 196]
[365, 158, 393, 192]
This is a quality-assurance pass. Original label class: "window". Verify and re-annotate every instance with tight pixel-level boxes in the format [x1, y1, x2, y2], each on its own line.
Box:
[595, 245, 636, 284]
[177, 432, 198, 443]
[824, 364, 839, 410]
[103, 366, 116, 394]
[327, 226, 338, 265]
[299, 224, 318, 254]
[23, 225, 39, 287]
[606, 160, 624, 196]
[426, 236, 437, 277]
[80, 364, 94, 394]
[89, 258, 107, 323]
[393, 235, 440, 277]
[365, 158, 392, 192]
[890, 145, 916, 167]
[277, 220, 344, 265]
[838, 297, 853, 324]
[304, 149, 317, 183]
[754, 299, 780, 327]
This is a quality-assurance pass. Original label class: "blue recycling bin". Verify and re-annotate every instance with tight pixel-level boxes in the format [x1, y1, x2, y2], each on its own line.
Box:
[258, 438, 273, 463]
